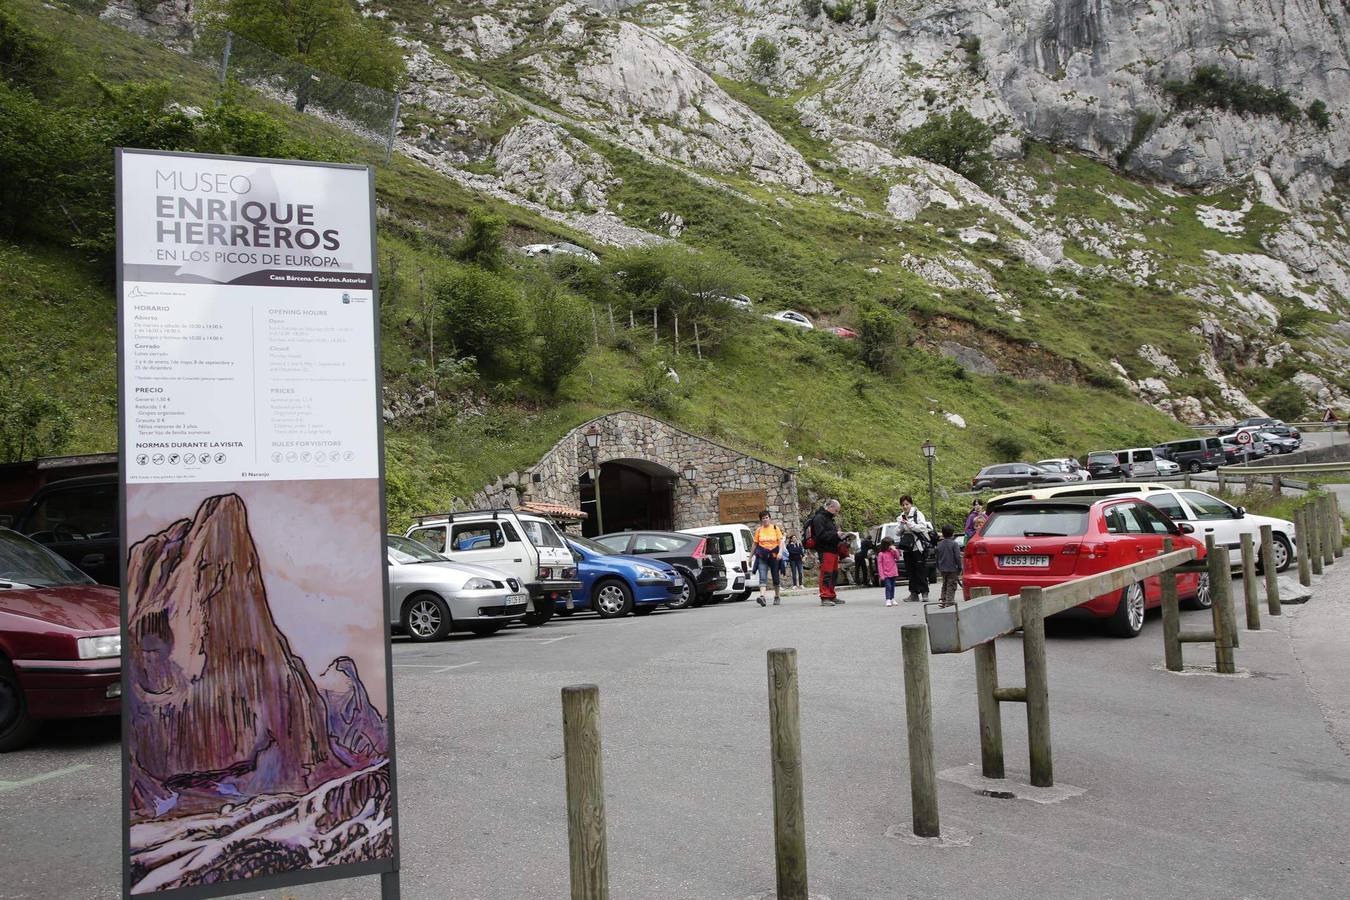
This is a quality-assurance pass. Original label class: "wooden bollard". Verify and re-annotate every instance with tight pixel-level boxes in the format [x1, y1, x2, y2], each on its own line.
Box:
[1296, 507, 1313, 587]
[1183, 473, 1193, 490]
[767, 649, 808, 900]
[901, 625, 940, 838]
[1321, 495, 1336, 568]
[1240, 532, 1260, 631]
[1272, 473, 1282, 497]
[1333, 493, 1344, 559]
[1309, 502, 1324, 577]
[561, 685, 608, 900]
[1259, 525, 1281, 616]
[1205, 534, 1238, 649]
[969, 586, 1005, 779]
[1161, 538, 1183, 672]
[1021, 587, 1053, 788]
[1208, 546, 1236, 674]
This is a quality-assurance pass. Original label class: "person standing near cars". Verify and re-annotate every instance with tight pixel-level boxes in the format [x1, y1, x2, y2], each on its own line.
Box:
[935, 525, 963, 607]
[898, 495, 931, 603]
[805, 499, 847, 606]
[785, 534, 805, 588]
[751, 510, 785, 606]
[854, 532, 875, 588]
[876, 537, 901, 606]
[964, 499, 987, 541]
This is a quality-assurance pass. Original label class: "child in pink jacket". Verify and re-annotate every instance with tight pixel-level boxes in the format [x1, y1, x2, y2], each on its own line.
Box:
[876, 537, 902, 607]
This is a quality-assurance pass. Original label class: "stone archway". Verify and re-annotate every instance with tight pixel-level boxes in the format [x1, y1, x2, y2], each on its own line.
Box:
[579, 458, 676, 537]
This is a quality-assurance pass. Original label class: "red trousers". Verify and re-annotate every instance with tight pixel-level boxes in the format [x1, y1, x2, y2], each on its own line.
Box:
[818, 551, 839, 600]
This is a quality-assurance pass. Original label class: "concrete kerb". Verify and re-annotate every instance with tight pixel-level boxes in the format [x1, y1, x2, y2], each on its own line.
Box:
[937, 765, 1086, 804]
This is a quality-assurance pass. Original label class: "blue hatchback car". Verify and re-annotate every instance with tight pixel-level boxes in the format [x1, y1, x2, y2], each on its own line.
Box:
[560, 536, 684, 618]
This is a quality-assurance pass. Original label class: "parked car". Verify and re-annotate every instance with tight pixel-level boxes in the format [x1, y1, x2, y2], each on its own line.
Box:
[520, 241, 600, 263]
[386, 534, 526, 641]
[1155, 437, 1224, 474]
[698, 292, 752, 311]
[964, 497, 1209, 637]
[1155, 456, 1181, 476]
[1117, 488, 1298, 572]
[826, 326, 858, 340]
[972, 463, 1072, 491]
[406, 508, 581, 627]
[12, 474, 119, 586]
[593, 531, 727, 608]
[765, 310, 813, 330]
[984, 481, 1175, 512]
[1084, 450, 1124, 480]
[863, 521, 940, 583]
[1221, 434, 1269, 459]
[1037, 458, 1090, 482]
[561, 536, 684, 618]
[0, 527, 121, 751]
[1234, 417, 1301, 440]
[682, 524, 757, 601]
[1114, 447, 1161, 478]
[1254, 430, 1300, 454]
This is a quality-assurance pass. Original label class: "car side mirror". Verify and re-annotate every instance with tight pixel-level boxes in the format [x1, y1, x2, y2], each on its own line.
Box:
[1178, 523, 1195, 534]
[1234, 506, 1246, 519]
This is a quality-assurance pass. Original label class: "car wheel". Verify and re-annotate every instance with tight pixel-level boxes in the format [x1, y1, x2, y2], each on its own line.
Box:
[0, 659, 40, 753]
[468, 622, 507, 637]
[733, 590, 753, 602]
[1188, 461, 1203, 474]
[1183, 573, 1212, 610]
[1108, 583, 1147, 637]
[403, 594, 452, 642]
[556, 607, 575, 617]
[666, 575, 697, 610]
[1271, 533, 1293, 573]
[522, 600, 555, 627]
[632, 605, 655, 616]
[592, 579, 634, 619]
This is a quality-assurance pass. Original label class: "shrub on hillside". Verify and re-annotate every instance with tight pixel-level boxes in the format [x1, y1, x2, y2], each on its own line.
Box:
[628, 360, 681, 415]
[898, 108, 995, 187]
[801, 0, 822, 18]
[0, 379, 72, 463]
[855, 303, 900, 373]
[606, 243, 746, 355]
[826, 0, 854, 24]
[433, 266, 527, 368]
[749, 36, 780, 81]
[1263, 383, 1306, 422]
[529, 282, 591, 391]
[1163, 66, 1301, 123]
[454, 208, 508, 270]
[988, 434, 1026, 462]
[0, 7, 56, 88]
[1306, 99, 1331, 131]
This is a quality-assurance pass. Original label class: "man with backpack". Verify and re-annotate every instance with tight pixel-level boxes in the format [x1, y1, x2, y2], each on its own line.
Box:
[804, 499, 848, 607]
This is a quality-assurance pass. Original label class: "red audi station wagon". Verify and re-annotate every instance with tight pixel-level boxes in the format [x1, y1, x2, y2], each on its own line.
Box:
[964, 498, 1210, 637]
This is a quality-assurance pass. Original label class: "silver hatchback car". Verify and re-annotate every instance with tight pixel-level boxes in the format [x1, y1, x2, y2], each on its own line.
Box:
[387, 534, 529, 641]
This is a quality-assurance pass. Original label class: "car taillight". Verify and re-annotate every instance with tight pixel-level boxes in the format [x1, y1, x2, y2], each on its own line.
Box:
[561, 567, 576, 579]
[692, 538, 707, 559]
[971, 543, 989, 555]
[538, 566, 552, 579]
[1065, 542, 1108, 559]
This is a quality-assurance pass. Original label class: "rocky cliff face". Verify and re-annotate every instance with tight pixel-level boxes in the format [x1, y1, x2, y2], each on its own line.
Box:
[317, 656, 389, 769]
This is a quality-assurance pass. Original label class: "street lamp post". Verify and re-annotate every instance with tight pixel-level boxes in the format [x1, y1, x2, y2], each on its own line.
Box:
[921, 440, 936, 522]
[585, 427, 604, 534]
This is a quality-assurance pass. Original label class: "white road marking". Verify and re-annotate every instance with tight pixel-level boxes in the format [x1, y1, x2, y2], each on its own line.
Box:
[498, 634, 575, 646]
[393, 661, 480, 675]
[0, 764, 92, 793]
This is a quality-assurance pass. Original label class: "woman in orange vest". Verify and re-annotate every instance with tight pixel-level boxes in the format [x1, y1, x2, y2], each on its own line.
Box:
[751, 509, 785, 606]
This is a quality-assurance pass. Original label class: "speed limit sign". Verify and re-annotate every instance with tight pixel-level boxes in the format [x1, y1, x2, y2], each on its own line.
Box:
[1236, 430, 1252, 445]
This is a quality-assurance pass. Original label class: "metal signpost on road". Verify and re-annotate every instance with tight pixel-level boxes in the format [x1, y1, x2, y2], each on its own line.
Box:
[116, 150, 399, 900]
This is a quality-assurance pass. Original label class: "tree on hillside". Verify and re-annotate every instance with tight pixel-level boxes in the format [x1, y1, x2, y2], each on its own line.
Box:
[898, 108, 995, 187]
[454, 208, 508, 270]
[529, 281, 591, 392]
[0, 378, 71, 463]
[749, 36, 780, 81]
[202, 0, 404, 111]
[1264, 383, 1306, 422]
[855, 303, 902, 373]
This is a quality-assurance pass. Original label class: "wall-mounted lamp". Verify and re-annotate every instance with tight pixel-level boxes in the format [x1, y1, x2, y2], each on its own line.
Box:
[681, 464, 697, 485]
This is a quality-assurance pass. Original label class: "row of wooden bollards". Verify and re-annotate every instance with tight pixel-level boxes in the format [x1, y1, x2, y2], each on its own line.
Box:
[1294, 492, 1342, 587]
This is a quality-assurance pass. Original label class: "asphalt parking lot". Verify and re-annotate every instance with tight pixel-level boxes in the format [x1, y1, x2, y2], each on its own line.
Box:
[3, 568, 1349, 900]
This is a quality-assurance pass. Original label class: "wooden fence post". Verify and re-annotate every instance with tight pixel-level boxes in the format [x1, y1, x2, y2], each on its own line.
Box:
[1208, 546, 1236, 674]
[901, 625, 939, 838]
[1309, 502, 1324, 577]
[767, 649, 808, 900]
[1296, 507, 1313, 587]
[652, 308, 658, 346]
[673, 314, 680, 355]
[1321, 495, 1336, 568]
[1272, 473, 1282, 497]
[1333, 493, 1344, 559]
[1021, 587, 1053, 788]
[1183, 473, 1192, 490]
[1206, 534, 1238, 649]
[1240, 532, 1260, 631]
[561, 685, 608, 900]
[1161, 538, 1183, 671]
[969, 586, 1004, 779]
[1259, 525, 1281, 616]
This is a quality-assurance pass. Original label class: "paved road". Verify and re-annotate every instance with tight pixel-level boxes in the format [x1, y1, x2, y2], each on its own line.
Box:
[3, 569, 1349, 900]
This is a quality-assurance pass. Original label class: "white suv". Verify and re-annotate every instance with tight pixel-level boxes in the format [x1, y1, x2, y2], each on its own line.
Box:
[682, 524, 757, 601]
[406, 509, 581, 626]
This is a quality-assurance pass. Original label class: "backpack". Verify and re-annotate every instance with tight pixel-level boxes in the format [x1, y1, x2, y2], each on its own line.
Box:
[802, 514, 817, 550]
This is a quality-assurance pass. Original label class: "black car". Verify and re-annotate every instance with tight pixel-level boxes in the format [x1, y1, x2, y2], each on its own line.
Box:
[13, 474, 119, 586]
[594, 531, 727, 608]
[971, 463, 1071, 491]
[1155, 437, 1224, 474]
[1084, 451, 1124, 480]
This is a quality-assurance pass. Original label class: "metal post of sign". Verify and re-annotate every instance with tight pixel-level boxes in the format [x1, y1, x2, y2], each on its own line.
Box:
[1240, 532, 1260, 631]
[901, 624, 939, 838]
[1021, 587, 1053, 788]
[1259, 525, 1281, 616]
[1161, 538, 1183, 671]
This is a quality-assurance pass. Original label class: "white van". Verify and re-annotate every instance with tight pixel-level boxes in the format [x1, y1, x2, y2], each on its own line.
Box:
[681, 523, 757, 601]
[1114, 447, 1159, 478]
[406, 508, 581, 626]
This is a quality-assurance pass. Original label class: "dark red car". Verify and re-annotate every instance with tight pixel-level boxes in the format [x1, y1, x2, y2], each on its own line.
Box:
[964, 497, 1209, 637]
[0, 527, 120, 751]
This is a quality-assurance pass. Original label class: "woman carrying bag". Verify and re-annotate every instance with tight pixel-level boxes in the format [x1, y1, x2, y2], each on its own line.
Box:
[897, 494, 931, 603]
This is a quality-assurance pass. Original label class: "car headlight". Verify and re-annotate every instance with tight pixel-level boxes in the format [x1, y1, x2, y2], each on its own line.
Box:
[463, 577, 496, 590]
[636, 566, 665, 579]
[78, 635, 121, 659]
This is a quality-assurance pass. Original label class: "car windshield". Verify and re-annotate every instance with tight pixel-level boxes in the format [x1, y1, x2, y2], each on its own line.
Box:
[569, 535, 614, 556]
[520, 519, 567, 549]
[0, 528, 96, 587]
[1088, 452, 1115, 462]
[387, 534, 447, 564]
[982, 509, 1089, 538]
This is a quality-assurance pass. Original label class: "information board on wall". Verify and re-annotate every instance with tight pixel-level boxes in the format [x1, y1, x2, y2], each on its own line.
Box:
[719, 488, 768, 524]
[116, 149, 398, 900]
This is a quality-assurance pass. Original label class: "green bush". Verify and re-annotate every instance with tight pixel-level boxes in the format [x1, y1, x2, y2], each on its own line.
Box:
[749, 36, 780, 80]
[826, 0, 854, 24]
[454, 208, 508, 270]
[0, 378, 72, 463]
[957, 34, 981, 72]
[898, 108, 995, 186]
[0, 6, 55, 89]
[628, 359, 681, 415]
[529, 283, 591, 391]
[855, 303, 900, 373]
[865, 0, 878, 23]
[1263, 383, 1306, 422]
[1307, 99, 1331, 130]
[433, 266, 527, 368]
[988, 433, 1026, 462]
[1164, 66, 1301, 123]
[801, 0, 822, 17]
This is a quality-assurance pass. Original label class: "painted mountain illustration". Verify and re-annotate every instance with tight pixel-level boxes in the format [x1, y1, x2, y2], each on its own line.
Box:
[124, 491, 393, 892]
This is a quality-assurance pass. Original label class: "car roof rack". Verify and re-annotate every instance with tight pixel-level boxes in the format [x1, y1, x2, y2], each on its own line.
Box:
[412, 507, 514, 525]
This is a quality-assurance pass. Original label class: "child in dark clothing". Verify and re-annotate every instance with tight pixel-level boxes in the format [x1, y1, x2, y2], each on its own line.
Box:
[935, 524, 963, 607]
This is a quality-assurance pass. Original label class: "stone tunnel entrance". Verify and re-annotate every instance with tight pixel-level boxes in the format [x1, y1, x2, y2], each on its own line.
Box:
[579, 458, 675, 537]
